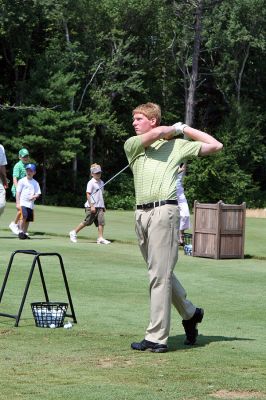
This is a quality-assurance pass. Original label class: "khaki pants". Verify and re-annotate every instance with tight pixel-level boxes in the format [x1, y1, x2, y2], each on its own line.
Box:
[135, 205, 196, 344]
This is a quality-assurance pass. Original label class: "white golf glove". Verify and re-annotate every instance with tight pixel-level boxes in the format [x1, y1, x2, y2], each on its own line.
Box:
[172, 122, 188, 137]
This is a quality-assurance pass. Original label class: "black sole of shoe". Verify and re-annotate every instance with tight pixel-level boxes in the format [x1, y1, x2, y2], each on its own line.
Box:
[184, 330, 198, 345]
[149, 347, 168, 353]
[131, 345, 168, 353]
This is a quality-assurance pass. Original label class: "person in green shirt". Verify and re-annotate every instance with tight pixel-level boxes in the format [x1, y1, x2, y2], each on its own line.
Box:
[124, 102, 223, 353]
[9, 148, 30, 235]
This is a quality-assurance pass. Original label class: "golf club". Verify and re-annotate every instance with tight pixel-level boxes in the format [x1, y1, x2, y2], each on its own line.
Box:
[90, 164, 130, 203]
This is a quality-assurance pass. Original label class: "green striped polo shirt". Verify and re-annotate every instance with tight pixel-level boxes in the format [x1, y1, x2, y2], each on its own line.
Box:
[124, 136, 201, 205]
[11, 160, 27, 196]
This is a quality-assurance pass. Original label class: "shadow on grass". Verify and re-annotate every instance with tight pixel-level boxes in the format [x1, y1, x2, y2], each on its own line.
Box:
[0, 236, 51, 241]
[26, 237, 51, 240]
[1, 229, 56, 238]
[0, 236, 18, 239]
[244, 254, 266, 260]
[168, 334, 254, 352]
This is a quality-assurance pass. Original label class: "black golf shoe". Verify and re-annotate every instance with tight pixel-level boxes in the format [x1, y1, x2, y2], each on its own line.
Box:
[182, 308, 204, 345]
[18, 232, 27, 240]
[131, 339, 168, 353]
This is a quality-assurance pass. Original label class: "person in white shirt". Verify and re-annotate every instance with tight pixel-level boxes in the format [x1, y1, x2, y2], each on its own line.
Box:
[0, 144, 8, 218]
[176, 163, 190, 246]
[69, 163, 111, 244]
[16, 163, 41, 239]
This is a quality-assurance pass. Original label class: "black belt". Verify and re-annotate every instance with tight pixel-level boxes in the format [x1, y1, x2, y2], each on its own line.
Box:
[136, 200, 178, 210]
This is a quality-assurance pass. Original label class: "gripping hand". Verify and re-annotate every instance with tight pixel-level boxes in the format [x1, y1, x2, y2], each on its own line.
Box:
[172, 122, 188, 137]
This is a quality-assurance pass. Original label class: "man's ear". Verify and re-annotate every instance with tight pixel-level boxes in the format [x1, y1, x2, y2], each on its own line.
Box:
[150, 117, 158, 127]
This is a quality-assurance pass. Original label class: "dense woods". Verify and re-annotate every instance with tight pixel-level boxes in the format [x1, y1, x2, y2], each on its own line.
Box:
[0, 0, 265, 209]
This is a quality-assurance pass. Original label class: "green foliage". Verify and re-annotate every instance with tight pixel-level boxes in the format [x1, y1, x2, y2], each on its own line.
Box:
[104, 193, 135, 210]
[185, 101, 266, 207]
[0, 0, 265, 208]
[20, 109, 87, 165]
[185, 154, 255, 206]
[204, 0, 266, 102]
[104, 172, 135, 210]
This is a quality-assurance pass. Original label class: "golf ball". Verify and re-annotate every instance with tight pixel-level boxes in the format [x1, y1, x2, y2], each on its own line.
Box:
[49, 323, 56, 329]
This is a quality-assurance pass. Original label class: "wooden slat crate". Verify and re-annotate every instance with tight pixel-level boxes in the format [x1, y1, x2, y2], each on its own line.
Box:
[192, 201, 246, 259]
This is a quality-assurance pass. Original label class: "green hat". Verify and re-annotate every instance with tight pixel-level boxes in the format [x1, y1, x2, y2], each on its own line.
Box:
[19, 148, 29, 157]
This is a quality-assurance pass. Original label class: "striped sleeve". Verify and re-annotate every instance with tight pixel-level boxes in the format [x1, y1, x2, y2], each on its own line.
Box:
[124, 136, 145, 165]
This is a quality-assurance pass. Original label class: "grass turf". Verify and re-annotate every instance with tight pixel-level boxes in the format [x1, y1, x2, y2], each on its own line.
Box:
[0, 203, 265, 400]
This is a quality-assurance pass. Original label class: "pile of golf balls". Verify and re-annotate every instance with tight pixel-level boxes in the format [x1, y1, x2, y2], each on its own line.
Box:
[35, 307, 63, 328]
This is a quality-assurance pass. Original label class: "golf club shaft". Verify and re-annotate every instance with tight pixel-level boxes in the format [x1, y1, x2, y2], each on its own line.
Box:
[90, 164, 130, 202]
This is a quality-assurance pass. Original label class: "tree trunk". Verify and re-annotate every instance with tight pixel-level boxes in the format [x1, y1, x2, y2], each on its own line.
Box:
[63, 19, 78, 189]
[236, 43, 250, 103]
[72, 157, 77, 191]
[185, 0, 204, 126]
[89, 135, 94, 166]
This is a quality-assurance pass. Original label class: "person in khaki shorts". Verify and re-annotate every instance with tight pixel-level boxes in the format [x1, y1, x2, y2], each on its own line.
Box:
[124, 102, 223, 353]
[69, 163, 111, 245]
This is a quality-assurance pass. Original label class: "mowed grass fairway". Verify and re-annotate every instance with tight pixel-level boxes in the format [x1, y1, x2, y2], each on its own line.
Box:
[0, 203, 266, 400]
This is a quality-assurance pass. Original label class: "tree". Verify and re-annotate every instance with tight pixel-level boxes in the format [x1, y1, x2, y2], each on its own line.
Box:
[0, 0, 265, 207]
[204, 0, 266, 105]
[0, 0, 50, 104]
[185, 100, 266, 207]
[19, 109, 88, 203]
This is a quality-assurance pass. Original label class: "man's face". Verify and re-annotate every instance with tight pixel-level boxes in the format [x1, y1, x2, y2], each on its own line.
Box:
[132, 113, 156, 135]
[21, 155, 29, 164]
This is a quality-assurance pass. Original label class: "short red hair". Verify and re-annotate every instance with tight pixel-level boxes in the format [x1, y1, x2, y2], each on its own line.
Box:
[133, 102, 161, 125]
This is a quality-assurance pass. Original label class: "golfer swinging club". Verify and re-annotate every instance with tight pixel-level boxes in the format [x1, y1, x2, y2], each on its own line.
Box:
[124, 102, 223, 352]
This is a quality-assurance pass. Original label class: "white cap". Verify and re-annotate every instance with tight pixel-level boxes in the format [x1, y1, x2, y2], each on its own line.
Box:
[90, 165, 102, 173]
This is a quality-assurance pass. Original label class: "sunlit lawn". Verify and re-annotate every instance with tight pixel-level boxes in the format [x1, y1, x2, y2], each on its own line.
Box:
[0, 203, 265, 400]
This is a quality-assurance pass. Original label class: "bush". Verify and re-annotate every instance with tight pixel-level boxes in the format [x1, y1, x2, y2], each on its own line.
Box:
[104, 193, 135, 210]
[104, 172, 135, 210]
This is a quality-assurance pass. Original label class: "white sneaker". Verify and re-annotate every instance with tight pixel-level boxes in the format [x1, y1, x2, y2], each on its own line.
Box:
[97, 238, 111, 245]
[69, 230, 77, 243]
[9, 222, 19, 235]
